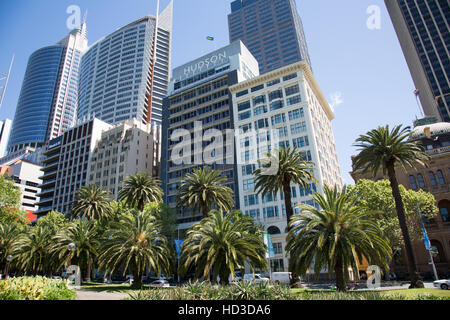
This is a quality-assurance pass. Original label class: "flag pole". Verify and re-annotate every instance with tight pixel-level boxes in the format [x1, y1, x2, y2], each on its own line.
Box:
[417, 204, 438, 280]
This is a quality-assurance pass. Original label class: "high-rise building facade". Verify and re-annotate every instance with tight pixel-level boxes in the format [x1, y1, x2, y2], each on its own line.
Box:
[385, 0, 450, 122]
[230, 61, 343, 271]
[7, 24, 88, 154]
[0, 160, 42, 222]
[228, 0, 312, 74]
[0, 119, 12, 158]
[88, 118, 161, 200]
[77, 1, 173, 126]
[36, 117, 111, 217]
[161, 41, 259, 229]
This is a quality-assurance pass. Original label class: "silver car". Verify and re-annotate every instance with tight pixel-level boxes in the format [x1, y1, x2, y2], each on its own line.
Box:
[433, 279, 450, 290]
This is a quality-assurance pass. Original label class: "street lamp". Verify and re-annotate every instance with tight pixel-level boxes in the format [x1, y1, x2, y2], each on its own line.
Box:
[67, 243, 76, 267]
[5, 255, 13, 280]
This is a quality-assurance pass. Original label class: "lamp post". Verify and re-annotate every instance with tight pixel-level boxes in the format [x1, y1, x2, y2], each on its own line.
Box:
[5, 255, 13, 280]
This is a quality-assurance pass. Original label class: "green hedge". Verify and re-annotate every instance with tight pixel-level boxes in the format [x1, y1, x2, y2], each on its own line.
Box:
[128, 281, 448, 301]
[0, 276, 77, 300]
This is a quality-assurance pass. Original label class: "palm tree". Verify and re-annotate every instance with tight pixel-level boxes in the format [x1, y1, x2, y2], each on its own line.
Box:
[180, 210, 267, 284]
[254, 147, 315, 232]
[72, 185, 113, 221]
[0, 223, 21, 274]
[53, 219, 100, 282]
[97, 209, 171, 288]
[352, 124, 429, 288]
[286, 185, 391, 291]
[177, 167, 234, 219]
[118, 173, 163, 211]
[14, 226, 55, 276]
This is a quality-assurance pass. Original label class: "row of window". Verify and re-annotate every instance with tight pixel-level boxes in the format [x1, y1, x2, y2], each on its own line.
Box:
[409, 169, 446, 190]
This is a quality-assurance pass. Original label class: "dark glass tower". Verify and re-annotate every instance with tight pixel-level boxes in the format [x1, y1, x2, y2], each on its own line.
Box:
[8, 25, 88, 154]
[228, 0, 312, 74]
[385, 0, 450, 122]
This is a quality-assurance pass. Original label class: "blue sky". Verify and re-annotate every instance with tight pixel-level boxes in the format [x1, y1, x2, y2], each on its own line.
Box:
[0, 0, 422, 185]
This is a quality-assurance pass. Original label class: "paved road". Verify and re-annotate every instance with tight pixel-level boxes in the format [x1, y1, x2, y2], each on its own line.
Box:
[76, 289, 129, 300]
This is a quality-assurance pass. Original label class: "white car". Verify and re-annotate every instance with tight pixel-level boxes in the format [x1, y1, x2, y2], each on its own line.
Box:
[243, 273, 270, 283]
[271, 272, 292, 285]
[433, 279, 450, 290]
[150, 280, 170, 288]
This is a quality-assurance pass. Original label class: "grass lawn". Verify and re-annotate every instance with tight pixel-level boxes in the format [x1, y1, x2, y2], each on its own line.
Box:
[381, 288, 450, 299]
[291, 288, 450, 299]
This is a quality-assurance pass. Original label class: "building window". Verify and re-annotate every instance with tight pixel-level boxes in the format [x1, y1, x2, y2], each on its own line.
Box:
[273, 242, 283, 255]
[438, 200, 449, 223]
[417, 174, 425, 188]
[409, 175, 418, 190]
[270, 259, 284, 272]
[236, 89, 248, 98]
[436, 170, 446, 185]
[429, 172, 437, 186]
[267, 226, 281, 235]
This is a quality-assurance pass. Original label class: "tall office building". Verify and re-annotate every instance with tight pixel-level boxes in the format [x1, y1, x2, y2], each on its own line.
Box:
[36, 117, 111, 217]
[385, 0, 450, 122]
[161, 41, 259, 229]
[0, 119, 12, 158]
[88, 118, 161, 200]
[8, 23, 88, 153]
[228, 0, 312, 74]
[230, 61, 342, 271]
[77, 1, 173, 126]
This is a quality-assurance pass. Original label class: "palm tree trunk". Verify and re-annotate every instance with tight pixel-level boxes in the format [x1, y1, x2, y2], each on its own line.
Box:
[201, 201, 209, 219]
[335, 256, 347, 292]
[386, 163, 423, 288]
[86, 261, 91, 283]
[282, 179, 293, 232]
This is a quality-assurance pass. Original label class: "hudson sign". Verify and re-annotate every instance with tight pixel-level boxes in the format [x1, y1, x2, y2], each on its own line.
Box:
[182, 50, 229, 78]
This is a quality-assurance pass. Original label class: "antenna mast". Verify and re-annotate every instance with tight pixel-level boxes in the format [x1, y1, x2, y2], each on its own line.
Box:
[0, 55, 14, 110]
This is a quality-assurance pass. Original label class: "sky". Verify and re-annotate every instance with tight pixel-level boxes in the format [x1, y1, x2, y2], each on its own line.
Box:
[0, 0, 423, 185]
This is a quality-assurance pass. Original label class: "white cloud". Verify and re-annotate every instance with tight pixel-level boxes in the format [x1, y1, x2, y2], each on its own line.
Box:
[329, 91, 344, 111]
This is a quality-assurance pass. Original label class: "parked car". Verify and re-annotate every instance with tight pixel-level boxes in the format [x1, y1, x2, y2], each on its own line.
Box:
[271, 272, 292, 284]
[150, 280, 170, 288]
[243, 273, 270, 283]
[433, 279, 450, 290]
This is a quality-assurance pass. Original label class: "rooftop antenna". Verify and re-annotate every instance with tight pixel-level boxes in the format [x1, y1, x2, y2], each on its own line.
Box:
[0, 55, 14, 110]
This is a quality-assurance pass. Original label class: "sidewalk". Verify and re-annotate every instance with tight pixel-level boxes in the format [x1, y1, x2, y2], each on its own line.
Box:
[76, 289, 129, 300]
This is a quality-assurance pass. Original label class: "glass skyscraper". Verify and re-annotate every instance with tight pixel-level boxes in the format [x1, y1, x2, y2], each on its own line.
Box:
[228, 0, 312, 74]
[77, 1, 173, 126]
[8, 24, 88, 153]
[385, 0, 449, 122]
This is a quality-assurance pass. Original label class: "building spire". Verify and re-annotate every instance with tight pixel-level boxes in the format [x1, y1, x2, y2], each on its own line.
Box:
[80, 9, 88, 37]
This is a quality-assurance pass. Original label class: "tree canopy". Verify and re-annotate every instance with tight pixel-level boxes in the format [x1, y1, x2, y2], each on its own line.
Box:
[347, 179, 438, 250]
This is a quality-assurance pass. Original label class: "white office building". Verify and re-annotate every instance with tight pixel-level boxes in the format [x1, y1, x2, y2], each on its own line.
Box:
[230, 61, 343, 272]
[88, 118, 161, 200]
[77, 1, 173, 126]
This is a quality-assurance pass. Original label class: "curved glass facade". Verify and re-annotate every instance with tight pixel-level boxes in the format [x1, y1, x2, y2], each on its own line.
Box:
[8, 46, 64, 151]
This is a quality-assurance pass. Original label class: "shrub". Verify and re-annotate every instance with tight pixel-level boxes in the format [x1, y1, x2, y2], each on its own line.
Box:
[0, 276, 77, 300]
[128, 281, 294, 301]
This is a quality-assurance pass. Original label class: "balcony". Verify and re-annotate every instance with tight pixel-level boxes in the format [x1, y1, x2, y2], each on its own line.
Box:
[39, 170, 57, 180]
[426, 146, 450, 156]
